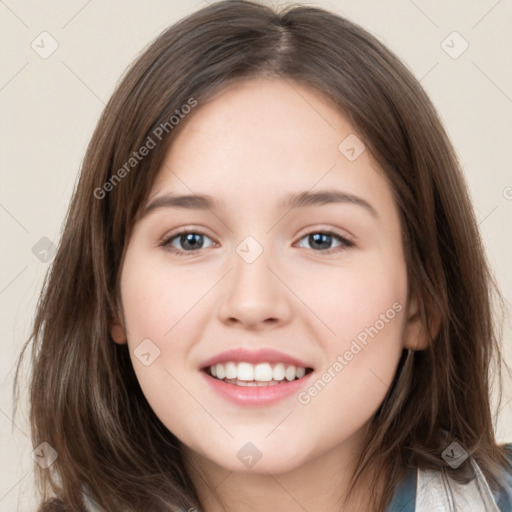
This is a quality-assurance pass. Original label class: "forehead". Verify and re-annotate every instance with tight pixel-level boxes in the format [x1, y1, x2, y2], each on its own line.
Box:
[148, 77, 393, 216]
[161, 77, 349, 164]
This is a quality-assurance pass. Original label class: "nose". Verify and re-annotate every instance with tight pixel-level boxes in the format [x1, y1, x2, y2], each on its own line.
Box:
[217, 242, 293, 330]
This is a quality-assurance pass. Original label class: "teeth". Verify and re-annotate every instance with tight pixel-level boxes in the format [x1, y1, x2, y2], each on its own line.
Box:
[208, 361, 309, 382]
[285, 365, 296, 381]
[254, 363, 273, 381]
[237, 362, 254, 381]
[215, 363, 225, 380]
[225, 362, 237, 379]
[235, 379, 280, 387]
[273, 363, 285, 381]
[296, 367, 306, 378]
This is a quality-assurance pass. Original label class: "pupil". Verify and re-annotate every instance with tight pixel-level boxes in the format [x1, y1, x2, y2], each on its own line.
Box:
[179, 233, 332, 251]
[181, 233, 202, 250]
[310, 233, 331, 250]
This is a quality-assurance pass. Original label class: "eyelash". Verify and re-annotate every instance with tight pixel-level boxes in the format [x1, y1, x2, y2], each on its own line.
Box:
[159, 228, 354, 256]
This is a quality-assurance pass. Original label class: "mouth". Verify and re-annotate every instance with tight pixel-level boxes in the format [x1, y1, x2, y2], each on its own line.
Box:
[202, 361, 314, 387]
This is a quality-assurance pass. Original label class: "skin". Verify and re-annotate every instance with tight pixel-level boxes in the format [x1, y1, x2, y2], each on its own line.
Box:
[110, 77, 431, 512]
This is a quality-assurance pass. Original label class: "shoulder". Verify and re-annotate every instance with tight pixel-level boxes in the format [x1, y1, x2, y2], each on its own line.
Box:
[386, 442, 512, 512]
[79, 447, 512, 512]
[495, 442, 512, 512]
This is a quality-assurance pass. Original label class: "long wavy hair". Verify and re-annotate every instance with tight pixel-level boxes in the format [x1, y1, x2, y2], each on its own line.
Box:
[13, 0, 511, 510]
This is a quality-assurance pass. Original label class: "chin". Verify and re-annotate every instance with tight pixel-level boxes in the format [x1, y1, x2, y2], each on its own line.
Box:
[207, 445, 308, 475]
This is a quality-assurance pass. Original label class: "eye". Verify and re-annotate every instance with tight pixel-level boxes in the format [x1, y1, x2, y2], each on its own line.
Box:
[160, 228, 354, 256]
[160, 229, 216, 256]
[295, 230, 354, 254]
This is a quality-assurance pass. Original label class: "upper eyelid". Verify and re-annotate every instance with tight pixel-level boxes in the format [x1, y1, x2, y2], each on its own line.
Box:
[162, 222, 354, 238]
[161, 227, 214, 244]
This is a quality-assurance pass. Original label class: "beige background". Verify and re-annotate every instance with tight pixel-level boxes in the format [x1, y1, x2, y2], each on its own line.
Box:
[1, 0, 511, 510]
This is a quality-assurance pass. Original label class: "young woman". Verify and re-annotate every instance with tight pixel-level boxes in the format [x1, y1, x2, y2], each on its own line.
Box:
[14, 1, 512, 510]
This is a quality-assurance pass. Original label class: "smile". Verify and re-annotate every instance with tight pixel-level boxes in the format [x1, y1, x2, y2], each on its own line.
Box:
[206, 361, 313, 386]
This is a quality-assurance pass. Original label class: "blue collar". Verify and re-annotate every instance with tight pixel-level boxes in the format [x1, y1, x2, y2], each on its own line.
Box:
[385, 464, 417, 512]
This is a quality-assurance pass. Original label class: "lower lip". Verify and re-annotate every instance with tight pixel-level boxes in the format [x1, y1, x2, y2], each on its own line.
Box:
[200, 370, 314, 406]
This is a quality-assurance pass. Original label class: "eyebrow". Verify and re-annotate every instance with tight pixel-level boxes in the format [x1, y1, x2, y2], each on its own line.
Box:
[140, 189, 378, 219]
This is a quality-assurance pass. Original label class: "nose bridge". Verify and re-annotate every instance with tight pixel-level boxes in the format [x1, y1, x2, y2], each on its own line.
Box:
[231, 234, 275, 297]
[217, 233, 291, 326]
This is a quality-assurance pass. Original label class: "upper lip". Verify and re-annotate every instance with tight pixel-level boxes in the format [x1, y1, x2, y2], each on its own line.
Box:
[199, 348, 313, 370]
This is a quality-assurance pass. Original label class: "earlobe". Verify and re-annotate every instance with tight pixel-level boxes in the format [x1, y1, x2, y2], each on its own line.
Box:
[402, 294, 441, 351]
[110, 321, 127, 344]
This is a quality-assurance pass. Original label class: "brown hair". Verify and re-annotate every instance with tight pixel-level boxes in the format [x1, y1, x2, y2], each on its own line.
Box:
[14, 0, 511, 510]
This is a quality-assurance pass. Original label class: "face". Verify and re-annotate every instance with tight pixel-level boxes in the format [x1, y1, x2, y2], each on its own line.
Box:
[111, 77, 428, 476]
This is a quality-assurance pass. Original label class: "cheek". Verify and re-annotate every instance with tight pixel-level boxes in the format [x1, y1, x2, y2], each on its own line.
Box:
[289, 252, 407, 344]
[120, 251, 204, 345]
[119, 250, 218, 401]
[292, 253, 407, 410]
[118, 254, 208, 429]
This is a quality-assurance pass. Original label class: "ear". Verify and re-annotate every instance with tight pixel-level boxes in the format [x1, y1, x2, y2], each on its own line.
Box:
[110, 319, 127, 345]
[402, 293, 441, 351]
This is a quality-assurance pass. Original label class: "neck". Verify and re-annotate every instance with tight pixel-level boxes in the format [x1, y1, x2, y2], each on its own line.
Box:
[181, 425, 380, 512]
